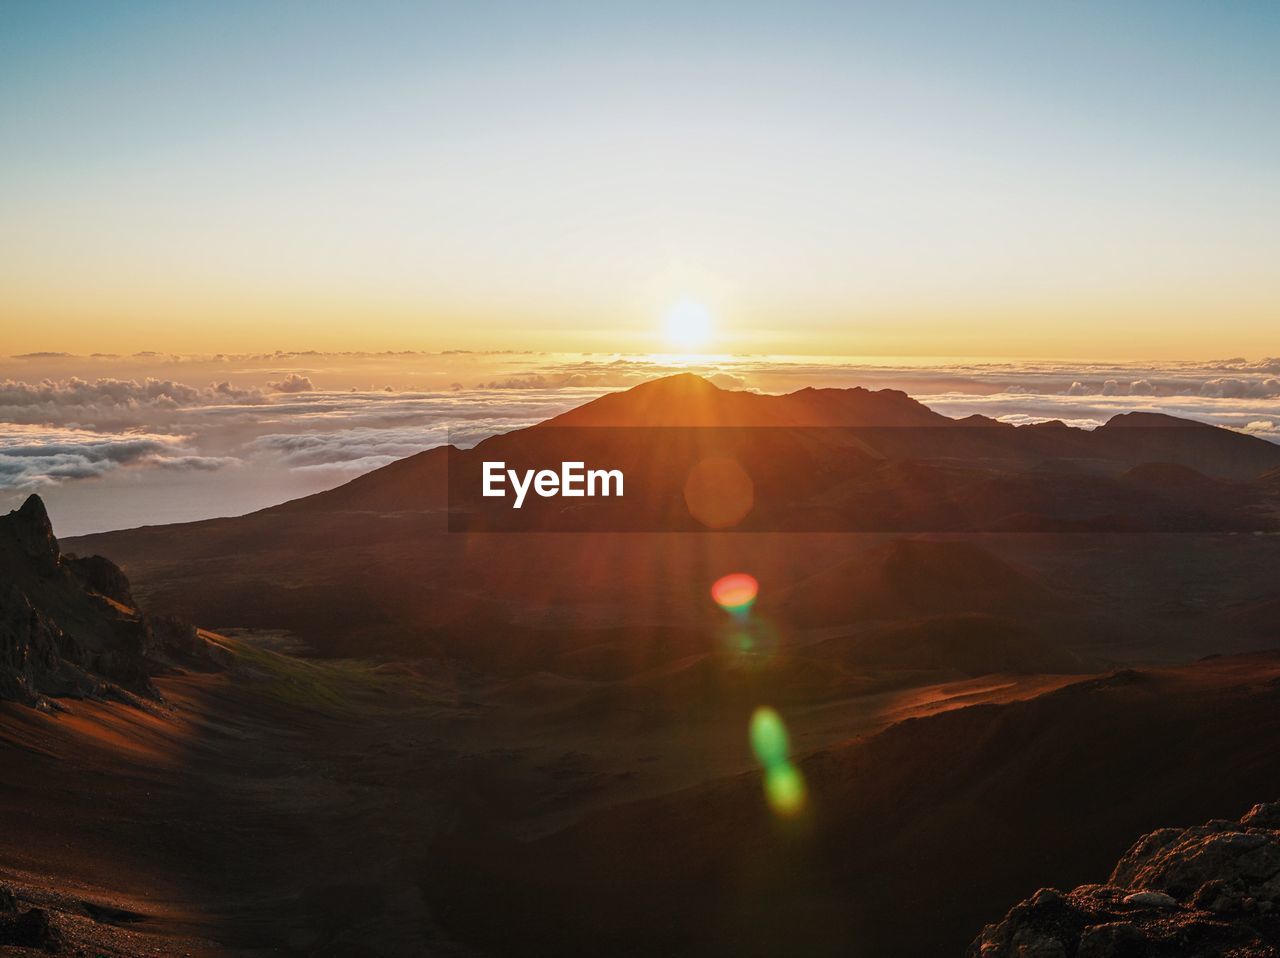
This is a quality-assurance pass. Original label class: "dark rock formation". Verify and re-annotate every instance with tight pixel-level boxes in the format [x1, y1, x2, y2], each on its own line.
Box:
[0, 494, 222, 705]
[65, 551, 136, 606]
[0, 905, 62, 951]
[971, 802, 1280, 957]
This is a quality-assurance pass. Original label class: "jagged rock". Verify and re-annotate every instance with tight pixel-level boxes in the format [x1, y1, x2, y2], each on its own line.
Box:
[970, 803, 1280, 957]
[0, 494, 223, 705]
[0, 886, 16, 913]
[1076, 921, 1146, 957]
[0, 906, 63, 951]
[9, 495, 60, 576]
[149, 614, 202, 660]
[65, 553, 135, 606]
[1111, 806, 1280, 904]
[1009, 932, 1067, 957]
[1244, 804, 1280, 829]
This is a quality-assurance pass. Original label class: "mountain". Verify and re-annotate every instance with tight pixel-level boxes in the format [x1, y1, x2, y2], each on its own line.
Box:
[801, 612, 1089, 676]
[0, 494, 220, 704]
[972, 801, 1280, 956]
[249, 375, 1280, 521]
[1095, 411, 1280, 480]
[261, 374, 947, 517]
[774, 539, 1053, 625]
[65, 374, 1280, 666]
[547, 372, 950, 427]
[9, 375, 1280, 956]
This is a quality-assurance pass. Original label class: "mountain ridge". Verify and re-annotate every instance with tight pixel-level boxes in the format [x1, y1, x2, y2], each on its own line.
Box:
[260, 374, 1280, 521]
[59, 373, 1280, 665]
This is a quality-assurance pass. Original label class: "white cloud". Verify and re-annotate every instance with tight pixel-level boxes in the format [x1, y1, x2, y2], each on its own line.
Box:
[0, 376, 265, 408]
[0, 425, 236, 489]
[268, 373, 315, 393]
[5, 352, 1280, 534]
[247, 425, 449, 467]
[0, 376, 267, 429]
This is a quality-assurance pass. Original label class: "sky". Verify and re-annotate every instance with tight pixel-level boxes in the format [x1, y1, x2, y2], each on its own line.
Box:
[2, 3, 1278, 533]
[1, 0, 1277, 358]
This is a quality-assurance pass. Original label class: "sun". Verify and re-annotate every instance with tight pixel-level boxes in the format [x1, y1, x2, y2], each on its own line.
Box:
[663, 300, 713, 350]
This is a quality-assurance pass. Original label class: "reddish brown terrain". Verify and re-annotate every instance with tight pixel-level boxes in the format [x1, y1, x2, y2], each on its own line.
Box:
[5, 375, 1280, 955]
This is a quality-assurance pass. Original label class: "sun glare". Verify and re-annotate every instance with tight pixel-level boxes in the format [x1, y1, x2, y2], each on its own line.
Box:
[663, 300, 713, 350]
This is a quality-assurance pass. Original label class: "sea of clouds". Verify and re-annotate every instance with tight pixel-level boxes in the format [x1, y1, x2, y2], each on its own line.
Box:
[2, 351, 1278, 535]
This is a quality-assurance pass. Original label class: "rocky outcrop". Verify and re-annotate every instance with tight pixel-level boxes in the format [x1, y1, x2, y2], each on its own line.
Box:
[0, 906, 62, 952]
[0, 884, 61, 951]
[0, 494, 222, 706]
[971, 802, 1280, 957]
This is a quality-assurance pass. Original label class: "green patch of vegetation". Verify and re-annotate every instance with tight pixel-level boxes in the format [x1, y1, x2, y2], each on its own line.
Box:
[205, 633, 432, 714]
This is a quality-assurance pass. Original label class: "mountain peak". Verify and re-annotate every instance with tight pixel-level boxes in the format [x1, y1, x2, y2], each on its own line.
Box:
[1101, 411, 1209, 429]
[17, 493, 50, 522]
[551, 374, 946, 428]
[640, 371, 721, 390]
[4, 494, 59, 574]
[547, 371, 751, 427]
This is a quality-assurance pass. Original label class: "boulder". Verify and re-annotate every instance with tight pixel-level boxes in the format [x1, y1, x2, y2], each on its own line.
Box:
[0, 906, 63, 951]
[970, 803, 1280, 957]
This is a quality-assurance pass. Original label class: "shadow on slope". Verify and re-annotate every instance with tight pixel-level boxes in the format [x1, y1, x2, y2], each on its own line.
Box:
[425, 652, 1280, 958]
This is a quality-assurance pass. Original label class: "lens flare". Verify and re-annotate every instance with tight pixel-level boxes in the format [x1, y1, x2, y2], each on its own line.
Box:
[717, 616, 780, 663]
[711, 573, 758, 616]
[750, 706, 790, 767]
[684, 456, 754, 529]
[765, 762, 807, 816]
[749, 705, 807, 817]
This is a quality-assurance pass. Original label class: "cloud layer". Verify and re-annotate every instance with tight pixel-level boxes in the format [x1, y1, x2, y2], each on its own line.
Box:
[0, 424, 233, 487]
[4, 351, 1280, 535]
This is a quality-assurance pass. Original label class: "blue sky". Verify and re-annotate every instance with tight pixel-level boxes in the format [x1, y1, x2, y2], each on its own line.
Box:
[1, 1, 1277, 356]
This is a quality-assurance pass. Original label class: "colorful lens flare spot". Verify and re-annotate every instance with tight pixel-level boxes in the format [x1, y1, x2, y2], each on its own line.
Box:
[711, 573, 758, 616]
[717, 616, 780, 662]
[750, 706, 790, 767]
[765, 762, 807, 816]
[749, 705, 806, 817]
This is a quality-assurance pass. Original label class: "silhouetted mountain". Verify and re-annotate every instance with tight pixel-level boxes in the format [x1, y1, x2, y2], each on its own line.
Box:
[10, 376, 1280, 958]
[1094, 411, 1280, 479]
[0, 495, 220, 704]
[266, 374, 1280, 530]
[66, 374, 1280, 665]
[265, 375, 947, 516]
[804, 612, 1089, 676]
[549, 373, 949, 427]
[775, 539, 1053, 625]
